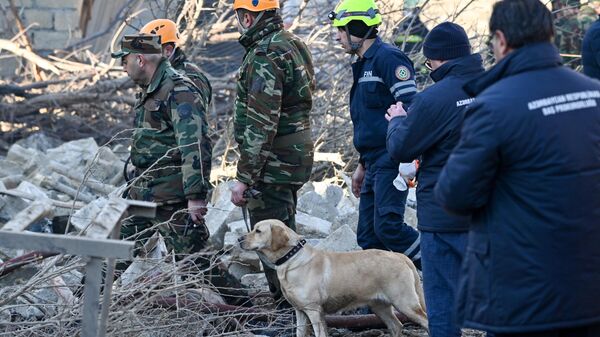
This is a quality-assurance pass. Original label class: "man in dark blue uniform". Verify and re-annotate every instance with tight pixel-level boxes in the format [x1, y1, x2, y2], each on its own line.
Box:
[330, 0, 421, 268]
[582, 2, 600, 79]
[386, 22, 484, 337]
[436, 0, 600, 336]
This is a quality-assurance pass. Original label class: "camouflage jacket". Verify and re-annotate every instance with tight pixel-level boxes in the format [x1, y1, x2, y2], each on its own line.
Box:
[234, 15, 315, 186]
[170, 47, 213, 107]
[129, 58, 212, 204]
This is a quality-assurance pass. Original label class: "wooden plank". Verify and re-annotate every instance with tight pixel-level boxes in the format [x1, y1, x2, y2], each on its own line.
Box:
[86, 198, 129, 239]
[0, 187, 86, 209]
[1, 200, 54, 232]
[124, 199, 157, 219]
[98, 221, 122, 337]
[41, 174, 95, 203]
[0, 231, 133, 259]
[82, 257, 103, 337]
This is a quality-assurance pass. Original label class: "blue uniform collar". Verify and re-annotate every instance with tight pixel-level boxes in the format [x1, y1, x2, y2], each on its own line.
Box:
[360, 37, 383, 60]
[464, 42, 562, 97]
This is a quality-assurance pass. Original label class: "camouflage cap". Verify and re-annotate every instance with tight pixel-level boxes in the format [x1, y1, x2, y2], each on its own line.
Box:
[111, 34, 162, 59]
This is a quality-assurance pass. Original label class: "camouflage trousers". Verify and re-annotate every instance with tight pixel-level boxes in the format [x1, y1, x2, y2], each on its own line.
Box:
[120, 201, 208, 259]
[247, 183, 299, 300]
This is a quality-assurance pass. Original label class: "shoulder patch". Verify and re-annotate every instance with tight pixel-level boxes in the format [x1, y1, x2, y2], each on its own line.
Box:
[250, 77, 265, 94]
[176, 102, 193, 120]
[395, 66, 411, 81]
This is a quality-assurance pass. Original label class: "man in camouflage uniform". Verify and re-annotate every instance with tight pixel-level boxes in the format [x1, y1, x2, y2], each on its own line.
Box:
[553, 0, 585, 68]
[111, 35, 212, 257]
[393, 1, 429, 55]
[229, 0, 315, 301]
[580, 1, 599, 31]
[582, 1, 600, 78]
[140, 19, 212, 108]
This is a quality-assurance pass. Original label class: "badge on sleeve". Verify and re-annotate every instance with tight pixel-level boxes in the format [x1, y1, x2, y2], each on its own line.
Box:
[395, 66, 411, 81]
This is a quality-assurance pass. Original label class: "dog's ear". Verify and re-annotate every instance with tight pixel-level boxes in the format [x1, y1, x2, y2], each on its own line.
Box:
[270, 224, 290, 252]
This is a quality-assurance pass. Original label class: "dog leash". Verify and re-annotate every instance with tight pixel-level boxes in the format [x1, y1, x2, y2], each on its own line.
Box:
[241, 188, 262, 232]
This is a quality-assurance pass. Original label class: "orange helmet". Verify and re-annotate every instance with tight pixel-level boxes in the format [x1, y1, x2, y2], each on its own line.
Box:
[233, 0, 279, 11]
[140, 19, 180, 45]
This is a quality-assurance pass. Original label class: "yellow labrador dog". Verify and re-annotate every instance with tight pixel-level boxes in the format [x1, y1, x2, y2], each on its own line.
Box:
[238, 219, 428, 337]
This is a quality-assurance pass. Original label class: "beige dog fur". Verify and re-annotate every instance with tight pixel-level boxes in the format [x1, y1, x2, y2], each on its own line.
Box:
[239, 219, 428, 337]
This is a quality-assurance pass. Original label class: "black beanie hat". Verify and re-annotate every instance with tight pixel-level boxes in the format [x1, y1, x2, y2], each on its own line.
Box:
[423, 22, 471, 60]
[346, 20, 378, 39]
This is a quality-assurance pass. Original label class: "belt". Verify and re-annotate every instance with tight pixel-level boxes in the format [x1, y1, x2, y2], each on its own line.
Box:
[134, 165, 181, 178]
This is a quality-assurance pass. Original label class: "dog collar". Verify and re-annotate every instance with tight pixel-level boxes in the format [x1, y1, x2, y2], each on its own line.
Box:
[274, 239, 307, 266]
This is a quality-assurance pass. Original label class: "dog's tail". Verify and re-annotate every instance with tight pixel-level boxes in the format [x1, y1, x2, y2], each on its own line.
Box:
[409, 260, 426, 312]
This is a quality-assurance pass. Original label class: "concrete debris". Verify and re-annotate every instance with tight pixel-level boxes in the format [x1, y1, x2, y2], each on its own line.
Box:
[332, 195, 359, 232]
[240, 273, 269, 292]
[1, 174, 24, 189]
[0, 159, 24, 179]
[5, 304, 45, 321]
[91, 146, 124, 186]
[205, 181, 238, 249]
[70, 198, 108, 232]
[15, 132, 63, 153]
[312, 182, 344, 207]
[0, 133, 425, 329]
[336, 195, 357, 217]
[297, 191, 339, 222]
[15, 181, 49, 200]
[296, 211, 333, 237]
[46, 137, 99, 172]
[6, 143, 47, 176]
[297, 181, 315, 195]
[315, 224, 361, 252]
[0, 193, 29, 224]
[219, 255, 258, 281]
[32, 273, 78, 307]
[183, 288, 227, 305]
[119, 231, 169, 287]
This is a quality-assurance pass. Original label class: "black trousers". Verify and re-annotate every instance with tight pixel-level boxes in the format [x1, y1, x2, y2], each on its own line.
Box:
[496, 322, 600, 337]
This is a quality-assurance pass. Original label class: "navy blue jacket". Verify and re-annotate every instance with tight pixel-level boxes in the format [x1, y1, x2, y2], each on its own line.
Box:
[350, 37, 417, 164]
[583, 16, 600, 80]
[435, 43, 600, 333]
[387, 53, 484, 232]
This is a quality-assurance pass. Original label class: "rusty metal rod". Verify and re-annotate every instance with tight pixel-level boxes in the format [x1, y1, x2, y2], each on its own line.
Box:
[152, 296, 411, 328]
[0, 251, 58, 277]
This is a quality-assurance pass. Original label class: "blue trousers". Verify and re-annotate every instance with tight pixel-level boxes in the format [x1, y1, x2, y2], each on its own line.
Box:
[357, 164, 421, 268]
[421, 231, 468, 337]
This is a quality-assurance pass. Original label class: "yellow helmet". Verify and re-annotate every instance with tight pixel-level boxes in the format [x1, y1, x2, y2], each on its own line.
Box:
[329, 0, 381, 27]
[140, 19, 180, 45]
[233, 0, 280, 11]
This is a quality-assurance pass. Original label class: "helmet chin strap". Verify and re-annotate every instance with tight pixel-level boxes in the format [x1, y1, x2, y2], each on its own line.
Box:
[236, 10, 268, 34]
[168, 47, 177, 61]
[344, 25, 375, 55]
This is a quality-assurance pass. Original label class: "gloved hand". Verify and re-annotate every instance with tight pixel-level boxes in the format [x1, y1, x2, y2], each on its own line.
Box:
[393, 160, 419, 191]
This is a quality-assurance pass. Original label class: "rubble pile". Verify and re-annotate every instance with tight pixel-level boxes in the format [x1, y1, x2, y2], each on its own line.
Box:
[0, 132, 418, 336]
